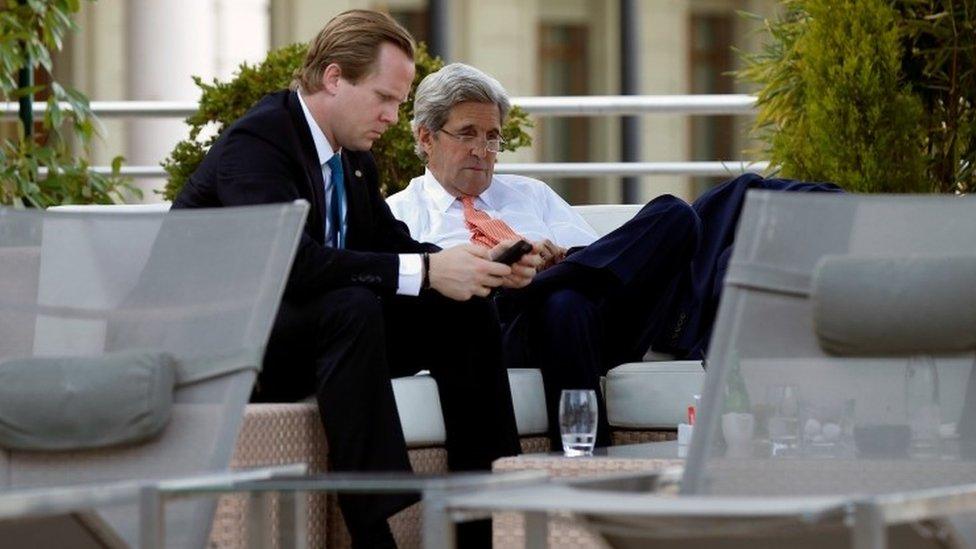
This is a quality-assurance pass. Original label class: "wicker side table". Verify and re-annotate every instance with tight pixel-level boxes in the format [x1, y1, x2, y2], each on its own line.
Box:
[492, 442, 684, 548]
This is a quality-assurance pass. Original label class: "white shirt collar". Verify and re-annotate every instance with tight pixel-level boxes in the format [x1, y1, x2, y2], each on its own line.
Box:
[478, 181, 499, 210]
[297, 90, 339, 166]
[422, 168, 498, 212]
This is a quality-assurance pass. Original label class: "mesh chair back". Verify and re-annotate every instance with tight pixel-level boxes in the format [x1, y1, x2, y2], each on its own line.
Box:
[0, 202, 306, 547]
[684, 192, 976, 498]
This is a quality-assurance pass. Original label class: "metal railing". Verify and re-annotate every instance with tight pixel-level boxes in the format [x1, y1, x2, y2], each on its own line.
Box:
[3, 95, 765, 179]
[512, 94, 756, 116]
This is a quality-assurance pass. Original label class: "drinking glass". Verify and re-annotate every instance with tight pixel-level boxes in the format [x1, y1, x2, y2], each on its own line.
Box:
[559, 389, 598, 456]
[766, 384, 800, 455]
[906, 355, 941, 457]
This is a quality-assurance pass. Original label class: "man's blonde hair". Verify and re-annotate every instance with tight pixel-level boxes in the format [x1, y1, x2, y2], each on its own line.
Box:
[292, 10, 415, 92]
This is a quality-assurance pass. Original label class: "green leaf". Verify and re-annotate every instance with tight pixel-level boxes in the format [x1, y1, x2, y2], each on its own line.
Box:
[9, 84, 45, 98]
[46, 94, 62, 128]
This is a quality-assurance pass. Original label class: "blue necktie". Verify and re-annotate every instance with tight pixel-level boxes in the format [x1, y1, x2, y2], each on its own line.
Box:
[326, 154, 346, 248]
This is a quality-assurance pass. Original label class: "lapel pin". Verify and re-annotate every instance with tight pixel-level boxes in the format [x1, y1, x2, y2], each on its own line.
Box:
[354, 170, 362, 178]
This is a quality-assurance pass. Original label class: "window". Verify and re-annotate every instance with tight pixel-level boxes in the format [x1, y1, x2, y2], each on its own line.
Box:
[689, 13, 735, 195]
[538, 23, 591, 204]
[387, 8, 429, 45]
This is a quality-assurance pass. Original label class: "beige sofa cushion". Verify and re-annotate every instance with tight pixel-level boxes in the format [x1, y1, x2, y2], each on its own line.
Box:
[574, 204, 643, 237]
[508, 368, 548, 435]
[390, 369, 549, 446]
[605, 361, 704, 429]
[391, 374, 446, 447]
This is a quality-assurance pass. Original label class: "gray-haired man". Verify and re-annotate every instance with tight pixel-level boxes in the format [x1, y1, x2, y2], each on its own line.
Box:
[387, 63, 702, 449]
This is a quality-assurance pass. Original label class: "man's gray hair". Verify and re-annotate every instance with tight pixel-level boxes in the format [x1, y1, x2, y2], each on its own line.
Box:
[411, 63, 511, 161]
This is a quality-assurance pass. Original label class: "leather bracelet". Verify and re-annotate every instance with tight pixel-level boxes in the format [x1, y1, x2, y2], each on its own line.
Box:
[421, 252, 431, 290]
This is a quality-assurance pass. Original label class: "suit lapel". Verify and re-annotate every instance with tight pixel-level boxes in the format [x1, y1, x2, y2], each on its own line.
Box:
[286, 91, 327, 241]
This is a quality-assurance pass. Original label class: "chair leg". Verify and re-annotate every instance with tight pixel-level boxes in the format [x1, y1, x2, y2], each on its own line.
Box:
[524, 511, 549, 549]
[852, 502, 886, 549]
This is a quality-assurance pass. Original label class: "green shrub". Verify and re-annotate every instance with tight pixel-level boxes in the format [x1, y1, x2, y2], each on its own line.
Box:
[162, 43, 533, 200]
[0, 0, 135, 207]
[738, 0, 975, 193]
[898, 0, 976, 193]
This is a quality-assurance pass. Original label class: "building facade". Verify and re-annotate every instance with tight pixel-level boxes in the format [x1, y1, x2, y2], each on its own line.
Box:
[57, 0, 778, 203]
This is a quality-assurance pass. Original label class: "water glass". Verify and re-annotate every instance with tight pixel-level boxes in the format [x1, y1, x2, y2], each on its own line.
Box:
[766, 384, 800, 454]
[906, 355, 941, 457]
[559, 389, 598, 456]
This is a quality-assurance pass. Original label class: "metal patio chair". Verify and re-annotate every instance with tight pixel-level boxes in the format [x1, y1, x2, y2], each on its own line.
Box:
[446, 191, 976, 549]
[0, 202, 306, 547]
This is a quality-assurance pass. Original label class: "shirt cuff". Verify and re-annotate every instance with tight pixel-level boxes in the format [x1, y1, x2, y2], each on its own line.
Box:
[397, 254, 423, 296]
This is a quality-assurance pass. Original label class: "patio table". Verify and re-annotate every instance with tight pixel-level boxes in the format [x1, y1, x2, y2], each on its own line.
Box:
[148, 468, 549, 548]
[491, 440, 685, 548]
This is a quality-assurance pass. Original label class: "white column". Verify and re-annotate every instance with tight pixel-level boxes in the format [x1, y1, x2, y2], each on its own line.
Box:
[640, 0, 692, 202]
[125, 0, 270, 200]
[126, 0, 217, 200]
[64, 0, 127, 174]
[458, 0, 539, 166]
[215, 0, 271, 79]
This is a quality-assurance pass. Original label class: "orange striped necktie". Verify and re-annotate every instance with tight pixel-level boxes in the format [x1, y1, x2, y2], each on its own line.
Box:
[460, 195, 522, 248]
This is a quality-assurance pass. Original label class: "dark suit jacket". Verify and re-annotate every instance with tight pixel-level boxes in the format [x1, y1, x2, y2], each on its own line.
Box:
[173, 90, 437, 297]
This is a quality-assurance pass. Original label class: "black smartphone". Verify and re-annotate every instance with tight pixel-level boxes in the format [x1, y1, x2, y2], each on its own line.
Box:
[492, 239, 533, 265]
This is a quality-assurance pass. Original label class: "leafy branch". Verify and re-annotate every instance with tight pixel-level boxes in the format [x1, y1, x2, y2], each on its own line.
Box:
[0, 0, 136, 207]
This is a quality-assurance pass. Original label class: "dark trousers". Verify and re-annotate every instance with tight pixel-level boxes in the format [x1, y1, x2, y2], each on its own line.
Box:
[502, 195, 701, 448]
[256, 287, 520, 548]
[664, 173, 844, 358]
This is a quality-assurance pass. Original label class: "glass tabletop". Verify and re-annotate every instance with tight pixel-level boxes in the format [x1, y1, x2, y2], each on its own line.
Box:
[157, 469, 549, 496]
[0, 480, 142, 519]
[529, 440, 682, 460]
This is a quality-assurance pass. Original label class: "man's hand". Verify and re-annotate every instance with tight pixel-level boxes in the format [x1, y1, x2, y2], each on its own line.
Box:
[428, 244, 512, 300]
[491, 240, 541, 289]
[535, 239, 567, 271]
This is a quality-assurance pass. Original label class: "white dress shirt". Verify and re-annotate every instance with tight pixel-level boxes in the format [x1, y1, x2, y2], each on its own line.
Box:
[387, 169, 598, 249]
[297, 92, 421, 295]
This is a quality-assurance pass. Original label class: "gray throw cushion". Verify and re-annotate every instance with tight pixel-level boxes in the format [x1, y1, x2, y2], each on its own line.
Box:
[0, 350, 176, 450]
[812, 255, 976, 355]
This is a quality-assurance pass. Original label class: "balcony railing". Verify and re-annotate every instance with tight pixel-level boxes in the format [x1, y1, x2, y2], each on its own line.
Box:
[2, 95, 766, 179]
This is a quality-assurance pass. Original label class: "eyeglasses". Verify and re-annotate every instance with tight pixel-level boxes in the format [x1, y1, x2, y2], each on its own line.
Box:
[438, 128, 505, 154]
